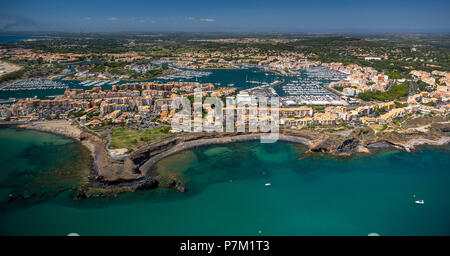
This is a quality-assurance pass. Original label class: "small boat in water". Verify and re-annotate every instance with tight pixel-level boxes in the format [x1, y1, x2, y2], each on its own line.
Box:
[265, 183, 272, 187]
[415, 200, 424, 205]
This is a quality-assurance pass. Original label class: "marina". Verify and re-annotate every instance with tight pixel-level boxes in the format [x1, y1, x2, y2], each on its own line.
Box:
[157, 67, 212, 80]
[78, 80, 119, 87]
[1, 79, 67, 91]
[242, 79, 284, 98]
[0, 66, 347, 104]
[278, 67, 347, 105]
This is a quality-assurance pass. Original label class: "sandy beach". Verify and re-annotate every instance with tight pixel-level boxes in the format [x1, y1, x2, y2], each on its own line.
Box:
[16, 120, 82, 139]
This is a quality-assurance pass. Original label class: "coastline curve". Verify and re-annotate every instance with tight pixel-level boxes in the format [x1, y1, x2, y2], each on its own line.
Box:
[138, 133, 313, 176]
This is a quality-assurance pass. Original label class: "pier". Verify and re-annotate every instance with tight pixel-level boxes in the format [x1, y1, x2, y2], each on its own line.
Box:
[243, 79, 285, 98]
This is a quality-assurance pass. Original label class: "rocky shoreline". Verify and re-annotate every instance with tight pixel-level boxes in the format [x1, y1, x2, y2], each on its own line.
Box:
[394, 137, 450, 152]
[2, 120, 449, 199]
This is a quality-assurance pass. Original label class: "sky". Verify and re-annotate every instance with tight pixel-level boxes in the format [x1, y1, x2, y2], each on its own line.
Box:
[0, 0, 449, 33]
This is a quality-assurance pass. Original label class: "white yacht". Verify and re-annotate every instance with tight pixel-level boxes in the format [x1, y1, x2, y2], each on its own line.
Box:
[415, 200, 424, 205]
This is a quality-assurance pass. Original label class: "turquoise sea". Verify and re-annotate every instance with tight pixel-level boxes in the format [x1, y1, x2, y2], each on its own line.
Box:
[0, 128, 449, 236]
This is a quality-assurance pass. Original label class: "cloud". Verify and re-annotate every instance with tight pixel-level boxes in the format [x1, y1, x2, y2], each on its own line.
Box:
[108, 17, 118, 21]
[185, 17, 195, 21]
[139, 19, 146, 23]
[200, 18, 215, 22]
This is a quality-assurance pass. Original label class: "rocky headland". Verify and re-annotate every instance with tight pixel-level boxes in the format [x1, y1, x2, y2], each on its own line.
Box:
[2, 119, 449, 199]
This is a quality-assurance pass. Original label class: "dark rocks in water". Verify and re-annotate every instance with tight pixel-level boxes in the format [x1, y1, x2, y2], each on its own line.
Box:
[73, 191, 87, 201]
[310, 147, 329, 153]
[335, 138, 360, 153]
[130, 178, 159, 192]
[91, 174, 159, 193]
[8, 193, 39, 202]
[168, 179, 177, 188]
[176, 182, 187, 193]
[99, 176, 144, 186]
[8, 193, 16, 202]
[168, 179, 187, 193]
[310, 137, 361, 154]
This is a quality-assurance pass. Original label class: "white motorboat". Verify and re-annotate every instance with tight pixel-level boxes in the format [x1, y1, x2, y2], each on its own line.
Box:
[265, 183, 272, 187]
[415, 200, 424, 205]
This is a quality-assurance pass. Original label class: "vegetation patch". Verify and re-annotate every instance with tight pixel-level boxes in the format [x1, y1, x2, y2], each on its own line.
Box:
[385, 71, 404, 79]
[357, 82, 409, 101]
[110, 126, 172, 150]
